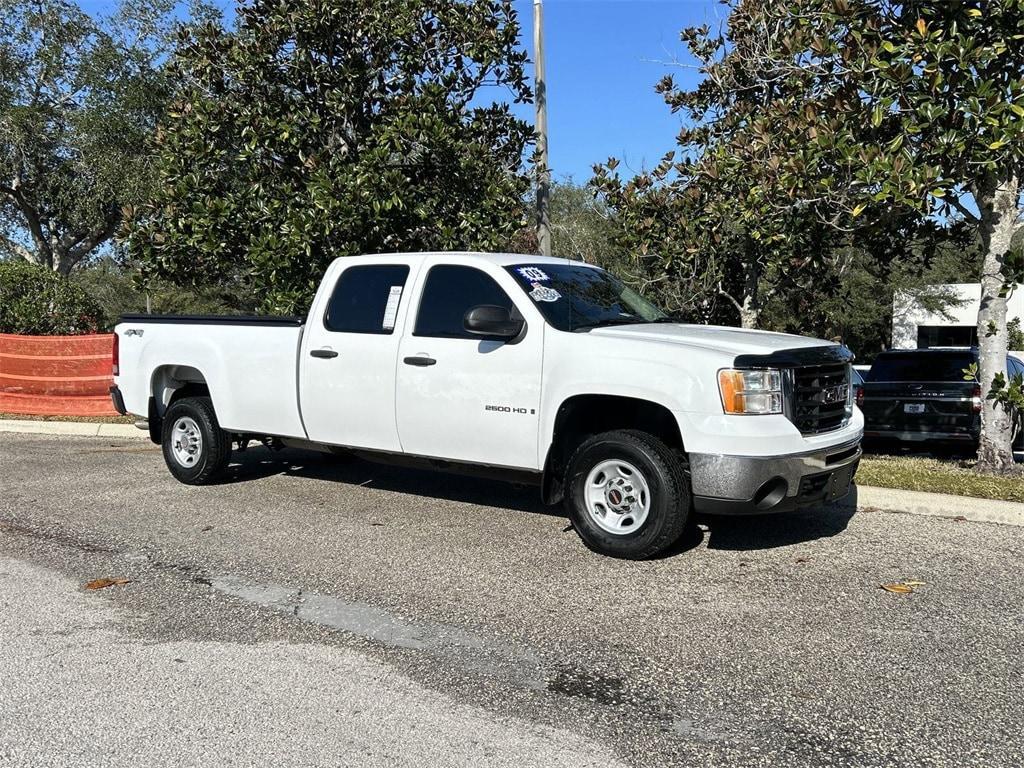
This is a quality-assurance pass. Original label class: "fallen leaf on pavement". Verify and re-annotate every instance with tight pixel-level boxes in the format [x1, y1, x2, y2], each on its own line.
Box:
[881, 583, 914, 594]
[795, 557, 811, 563]
[84, 578, 131, 590]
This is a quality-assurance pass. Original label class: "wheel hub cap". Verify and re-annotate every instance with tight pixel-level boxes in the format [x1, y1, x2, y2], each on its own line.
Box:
[171, 416, 203, 468]
[583, 459, 651, 535]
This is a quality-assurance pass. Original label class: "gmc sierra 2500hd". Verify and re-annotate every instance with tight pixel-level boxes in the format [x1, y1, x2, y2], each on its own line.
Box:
[111, 252, 863, 559]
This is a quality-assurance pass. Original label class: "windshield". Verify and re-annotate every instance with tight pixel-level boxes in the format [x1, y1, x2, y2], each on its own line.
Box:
[868, 352, 976, 382]
[505, 263, 670, 332]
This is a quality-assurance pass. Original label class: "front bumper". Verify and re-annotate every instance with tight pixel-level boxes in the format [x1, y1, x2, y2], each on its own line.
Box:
[690, 438, 861, 515]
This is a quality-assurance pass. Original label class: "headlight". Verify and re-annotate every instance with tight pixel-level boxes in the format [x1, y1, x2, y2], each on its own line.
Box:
[718, 369, 784, 415]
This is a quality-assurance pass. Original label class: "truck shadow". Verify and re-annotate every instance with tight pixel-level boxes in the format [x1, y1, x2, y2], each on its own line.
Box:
[220, 447, 555, 515]
[220, 447, 860, 553]
[692, 489, 858, 553]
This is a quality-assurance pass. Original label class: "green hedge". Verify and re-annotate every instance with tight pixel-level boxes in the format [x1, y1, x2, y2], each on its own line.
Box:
[0, 260, 102, 335]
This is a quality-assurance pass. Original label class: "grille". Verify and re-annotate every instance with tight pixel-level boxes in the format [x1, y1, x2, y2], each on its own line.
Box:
[789, 363, 850, 435]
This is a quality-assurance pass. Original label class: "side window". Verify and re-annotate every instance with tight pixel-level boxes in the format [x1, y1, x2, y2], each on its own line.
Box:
[324, 264, 410, 334]
[414, 265, 515, 339]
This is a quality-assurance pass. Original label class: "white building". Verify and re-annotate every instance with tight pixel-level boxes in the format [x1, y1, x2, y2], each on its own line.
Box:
[892, 283, 1023, 355]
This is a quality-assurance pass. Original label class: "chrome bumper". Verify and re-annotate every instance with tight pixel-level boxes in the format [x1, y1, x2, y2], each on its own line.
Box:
[690, 438, 862, 515]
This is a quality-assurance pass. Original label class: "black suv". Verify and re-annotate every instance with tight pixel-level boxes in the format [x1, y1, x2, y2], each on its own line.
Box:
[860, 348, 1024, 449]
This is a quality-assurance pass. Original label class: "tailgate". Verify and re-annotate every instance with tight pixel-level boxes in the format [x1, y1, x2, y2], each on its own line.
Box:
[862, 381, 979, 439]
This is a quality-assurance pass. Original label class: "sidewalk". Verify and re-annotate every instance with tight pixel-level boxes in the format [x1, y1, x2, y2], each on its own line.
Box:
[855, 484, 1023, 527]
[0, 418, 144, 439]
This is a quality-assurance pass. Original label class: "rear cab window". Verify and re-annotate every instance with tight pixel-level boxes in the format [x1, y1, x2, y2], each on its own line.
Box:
[324, 264, 410, 334]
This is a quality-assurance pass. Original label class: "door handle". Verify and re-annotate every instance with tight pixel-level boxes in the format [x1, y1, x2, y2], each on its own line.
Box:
[403, 355, 436, 367]
[310, 349, 339, 359]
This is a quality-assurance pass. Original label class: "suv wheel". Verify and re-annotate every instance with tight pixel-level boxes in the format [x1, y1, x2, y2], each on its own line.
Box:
[564, 429, 690, 559]
[161, 396, 231, 485]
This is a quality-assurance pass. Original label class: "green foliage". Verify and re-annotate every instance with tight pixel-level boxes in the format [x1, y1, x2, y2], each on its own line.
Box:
[0, 0, 187, 273]
[128, 0, 534, 315]
[759, 223, 979, 356]
[71, 257, 240, 330]
[0, 259, 101, 334]
[1009, 318, 1024, 351]
[656, 1, 1024, 224]
[509, 180, 619, 264]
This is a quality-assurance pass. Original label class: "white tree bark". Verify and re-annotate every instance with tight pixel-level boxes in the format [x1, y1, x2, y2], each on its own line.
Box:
[974, 174, 1019, 472]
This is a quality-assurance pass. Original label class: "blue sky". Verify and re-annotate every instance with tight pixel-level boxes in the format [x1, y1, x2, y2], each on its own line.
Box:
[80, 0, 720, 181]
[510, 0, 718, 182]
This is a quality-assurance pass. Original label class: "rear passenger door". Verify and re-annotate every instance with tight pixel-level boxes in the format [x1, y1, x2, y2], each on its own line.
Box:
[395, 262, 544, 470]
[300, 259, 417, 451]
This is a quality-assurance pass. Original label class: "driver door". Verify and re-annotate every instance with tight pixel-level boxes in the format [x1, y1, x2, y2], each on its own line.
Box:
[395, 262, 544, 469]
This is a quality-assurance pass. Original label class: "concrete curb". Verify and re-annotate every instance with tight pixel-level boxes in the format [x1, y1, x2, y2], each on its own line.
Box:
[856, 484, 1024, 527]
[0, 419, 146, 439]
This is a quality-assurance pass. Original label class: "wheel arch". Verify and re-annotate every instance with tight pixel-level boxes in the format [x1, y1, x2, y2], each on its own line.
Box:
[541, 393, 685, 505]
[147, 364, 214, 444]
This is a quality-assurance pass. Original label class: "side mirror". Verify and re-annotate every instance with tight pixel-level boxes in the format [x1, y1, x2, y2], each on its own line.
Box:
[463, 305, 524, 341]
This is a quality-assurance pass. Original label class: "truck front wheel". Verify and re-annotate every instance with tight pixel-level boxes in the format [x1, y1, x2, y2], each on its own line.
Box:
[161, 396, 231, 485]
[565, 429, 691, 560]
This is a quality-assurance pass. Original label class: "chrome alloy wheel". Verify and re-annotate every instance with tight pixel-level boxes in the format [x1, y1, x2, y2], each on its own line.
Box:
[583, 459, 651, 535]
[171, 416, 203, 468]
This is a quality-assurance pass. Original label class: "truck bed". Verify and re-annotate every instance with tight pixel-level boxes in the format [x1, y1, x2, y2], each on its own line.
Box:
[115, 314, 308, 439]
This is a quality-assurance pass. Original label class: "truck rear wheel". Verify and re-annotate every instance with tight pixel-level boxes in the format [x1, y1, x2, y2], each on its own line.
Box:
[564, 429, 690, 560]
[161, 396, 231, 485]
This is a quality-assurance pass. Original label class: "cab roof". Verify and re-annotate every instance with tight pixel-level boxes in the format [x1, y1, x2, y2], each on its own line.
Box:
[342, 251, 599, 268]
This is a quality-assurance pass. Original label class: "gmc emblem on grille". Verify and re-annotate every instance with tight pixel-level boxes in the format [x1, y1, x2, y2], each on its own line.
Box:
[821, 385, 848, 404]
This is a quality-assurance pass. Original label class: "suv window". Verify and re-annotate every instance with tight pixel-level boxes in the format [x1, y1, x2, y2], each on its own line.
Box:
[324, 264, 410, 334]
[414, 265, 515, 338]
[869, 351, 976, 382]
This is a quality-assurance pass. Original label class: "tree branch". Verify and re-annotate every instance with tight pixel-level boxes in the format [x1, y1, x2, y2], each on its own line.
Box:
[717, 282, 743, 313]
[946, 195, 981, 225]
[1, 180, 51, 264]
[0, 232, 40, 263]
[61, 218, 119, 272]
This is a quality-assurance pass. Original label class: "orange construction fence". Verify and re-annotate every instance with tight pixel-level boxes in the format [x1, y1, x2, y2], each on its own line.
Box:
[0, 333, 117, 417]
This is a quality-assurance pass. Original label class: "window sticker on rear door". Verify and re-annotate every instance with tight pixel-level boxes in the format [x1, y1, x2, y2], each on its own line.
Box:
[382, 285, 403, 330]
[528, 282, 561, 302]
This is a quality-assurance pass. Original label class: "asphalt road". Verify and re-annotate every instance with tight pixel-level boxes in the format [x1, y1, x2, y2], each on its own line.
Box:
[1, 434, 1022, 767]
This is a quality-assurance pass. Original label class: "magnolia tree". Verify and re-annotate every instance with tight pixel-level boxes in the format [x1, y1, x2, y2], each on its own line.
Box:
[598, 0, 1024, 471]
[128, 0, 534, 314]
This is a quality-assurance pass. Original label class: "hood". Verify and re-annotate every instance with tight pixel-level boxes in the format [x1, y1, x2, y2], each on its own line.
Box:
[585, 323, 840, 360]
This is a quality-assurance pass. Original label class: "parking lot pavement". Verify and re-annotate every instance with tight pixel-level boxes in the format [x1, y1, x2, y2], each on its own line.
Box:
[1, 434, 1022, 768]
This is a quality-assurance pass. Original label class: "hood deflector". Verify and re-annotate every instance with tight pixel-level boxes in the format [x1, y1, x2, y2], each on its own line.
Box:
[733, 345, 855, 369]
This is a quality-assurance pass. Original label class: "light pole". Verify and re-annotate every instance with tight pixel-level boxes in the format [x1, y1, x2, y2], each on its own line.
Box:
[533, 0, 551, 256]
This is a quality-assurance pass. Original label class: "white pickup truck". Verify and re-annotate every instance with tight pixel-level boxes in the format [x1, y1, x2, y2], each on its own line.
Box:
[111, 251, 863, 559]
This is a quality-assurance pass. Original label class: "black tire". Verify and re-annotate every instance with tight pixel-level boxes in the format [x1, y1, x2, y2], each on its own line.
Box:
[564, 429, 691, 560]
[161, 396, 232, 485]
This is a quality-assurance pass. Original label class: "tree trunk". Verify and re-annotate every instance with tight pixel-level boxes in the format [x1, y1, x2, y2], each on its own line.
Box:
[738, 293, 760, 329]
[974, 174, 1018, 472]
[738, 258, 761, 329]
